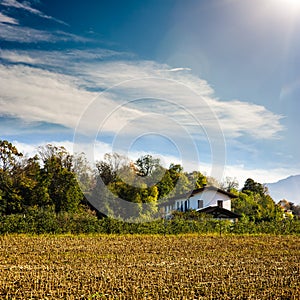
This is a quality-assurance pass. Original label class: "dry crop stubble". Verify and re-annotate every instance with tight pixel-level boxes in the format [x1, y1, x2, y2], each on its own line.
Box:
[0, 234, 299, 299]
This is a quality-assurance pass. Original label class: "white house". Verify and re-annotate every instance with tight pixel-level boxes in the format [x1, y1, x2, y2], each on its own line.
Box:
[160, 185, 240, 220]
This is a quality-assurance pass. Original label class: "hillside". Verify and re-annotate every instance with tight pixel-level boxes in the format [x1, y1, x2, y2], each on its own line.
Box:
[266, 175, 300, 205]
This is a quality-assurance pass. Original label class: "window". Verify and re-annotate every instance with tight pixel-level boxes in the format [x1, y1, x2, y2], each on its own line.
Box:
[217, 200, 223, 208]
[198, 200, 204, 209]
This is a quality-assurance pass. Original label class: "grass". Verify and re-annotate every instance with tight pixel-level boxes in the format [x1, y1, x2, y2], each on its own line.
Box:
[0, 234, 299, 299]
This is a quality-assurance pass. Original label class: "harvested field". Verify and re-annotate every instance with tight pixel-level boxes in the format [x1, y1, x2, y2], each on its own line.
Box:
[0, 234, 299, 299]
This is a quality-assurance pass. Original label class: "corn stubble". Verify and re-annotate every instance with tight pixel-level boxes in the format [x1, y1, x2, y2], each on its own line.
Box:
[0, 234, 299, 299]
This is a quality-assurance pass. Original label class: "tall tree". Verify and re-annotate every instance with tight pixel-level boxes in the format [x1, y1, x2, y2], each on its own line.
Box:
[17, 155, 51, 208]
[221, 176, 239, 192]
[39, 144, 83, 212]
[96, 153, 128, 185]
[135, 155, 160, 177]
[0, 140, 24, 214]
[0, 140, 23, 172]
[242, 178, 268, 196]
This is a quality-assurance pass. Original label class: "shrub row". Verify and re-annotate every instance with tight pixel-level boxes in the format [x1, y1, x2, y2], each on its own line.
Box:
[1, 207, 300, 235]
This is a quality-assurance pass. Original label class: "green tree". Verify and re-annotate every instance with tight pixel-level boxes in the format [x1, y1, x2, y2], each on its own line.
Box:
[233, 178, 284, 222]
[242, 178, 268, 196]
[39, 145, 83, 212]
[135, 154, 160, 177]
[17, 155, 51, 208]
[231, 191, 259, 220]
[0, 140, 24, 214]
[157, 170, 174, 199]
[96, 153, 128, 185]
[187, 171, 207, 189]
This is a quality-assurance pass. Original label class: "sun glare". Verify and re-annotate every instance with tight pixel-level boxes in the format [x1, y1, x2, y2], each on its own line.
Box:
[271, 0, 300, 17]
[278, 0, 300, 8]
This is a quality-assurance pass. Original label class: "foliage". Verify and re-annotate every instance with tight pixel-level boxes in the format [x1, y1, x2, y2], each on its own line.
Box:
[278, 199, 300, 218]
[221, 176, 239, 192]
[232, 178, 284, 222]
[1, 139, 299, 234]
[0, 140, 84, 215]
[135, 154, 160, 177]
[1, 209, 300, 235]
[242, 178, 268, 196]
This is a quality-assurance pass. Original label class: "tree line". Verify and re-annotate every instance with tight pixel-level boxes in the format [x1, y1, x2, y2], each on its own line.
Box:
[0, 139, 299, 234]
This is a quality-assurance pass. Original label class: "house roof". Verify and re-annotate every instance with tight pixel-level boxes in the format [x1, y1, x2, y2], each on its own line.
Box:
[191, 186, 238, 198]
[159, 185, 238, 206]
[197, 206, 241, 219]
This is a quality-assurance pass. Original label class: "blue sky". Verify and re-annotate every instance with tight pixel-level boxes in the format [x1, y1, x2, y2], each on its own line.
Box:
[0, 0, 300, 186]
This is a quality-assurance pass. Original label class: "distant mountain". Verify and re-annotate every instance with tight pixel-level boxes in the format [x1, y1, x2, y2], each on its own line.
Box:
[266, 175, 300, 205]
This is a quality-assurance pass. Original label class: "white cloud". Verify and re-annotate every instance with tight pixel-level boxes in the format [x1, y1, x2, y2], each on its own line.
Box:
[1, 0, 68, 25]
[74, 60, 214, 97]
[0, 11, 18, 24]
[165, 67, 192, 72]
[189, 160, 300, 188]
[0, 49, 132, 66]
[0, 50, 283, 141]
[210, 99, 284, 139]
[222, 164, 300, 187]
[0, 23, 90, 43]
[0, 50, 36, 64]
[71, 60, 283, 140]
[0, 64, 92, 127]
[0, 50, 284, 147]
[0, 64, 147, 137]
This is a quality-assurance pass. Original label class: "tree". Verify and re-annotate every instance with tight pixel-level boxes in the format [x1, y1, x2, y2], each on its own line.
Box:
[38, 144, 72, 171]
[72, 152, 94, 193]
[231, 191, 259, 220]
[135, 155, 160, 177]
[157, 170, 174, 199]
[0, 140, 24, 214]
[39, 144, 83, 212]
[278, 199, 300, 218]
[221, 176, 239, 192]
[96, 153, 128, 185]
[17, 155, 51, 208]
[206, 176, 221, 188]
[0, 140, 23, 172]
[242, 178, 268, 196]
[232, 179, 284, 222]
[187, 171, 207, 189]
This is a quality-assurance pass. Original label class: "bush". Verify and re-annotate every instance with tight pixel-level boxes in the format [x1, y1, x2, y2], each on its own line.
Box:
[1, 208, 300, 235]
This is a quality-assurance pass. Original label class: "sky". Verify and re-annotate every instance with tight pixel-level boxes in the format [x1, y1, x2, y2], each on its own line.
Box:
[0, 0, 300, 187]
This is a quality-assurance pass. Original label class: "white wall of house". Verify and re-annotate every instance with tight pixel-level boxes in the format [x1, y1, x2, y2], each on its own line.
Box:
[189, 190, 231, 211]
[167, 190, 231, 213]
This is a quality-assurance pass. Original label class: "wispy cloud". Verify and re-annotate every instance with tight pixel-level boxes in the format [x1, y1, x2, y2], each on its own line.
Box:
[0, 64, 93, 127]
[1, 0, 68, 26]
[165, 67, 192, 72]
[0, 11, 18, 24]
[0, 1, 89, 43]
[0, 50, 288, 186]
[0, 49, 132, 66]
[210, 99, 284, 139]
[0, 49, 284, 142]
[0, 23, 91, 43]
[0, 50, 36, 64]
